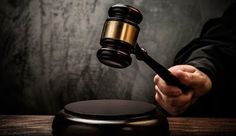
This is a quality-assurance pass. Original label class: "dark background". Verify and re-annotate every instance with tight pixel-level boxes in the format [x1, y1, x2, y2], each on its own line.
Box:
[0, 0, 233, 114]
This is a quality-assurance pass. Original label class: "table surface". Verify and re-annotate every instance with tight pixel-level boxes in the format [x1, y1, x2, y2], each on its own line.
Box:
[0, 115, 236, 136]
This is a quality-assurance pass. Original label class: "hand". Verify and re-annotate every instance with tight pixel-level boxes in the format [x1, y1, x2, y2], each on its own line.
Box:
[153, 65, 212, 115]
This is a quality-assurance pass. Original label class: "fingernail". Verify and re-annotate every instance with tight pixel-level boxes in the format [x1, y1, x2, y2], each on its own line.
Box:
[154, 75, 160, 83]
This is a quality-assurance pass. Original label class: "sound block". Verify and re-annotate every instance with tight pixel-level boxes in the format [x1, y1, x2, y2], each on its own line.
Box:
[52, 99, 169, 136]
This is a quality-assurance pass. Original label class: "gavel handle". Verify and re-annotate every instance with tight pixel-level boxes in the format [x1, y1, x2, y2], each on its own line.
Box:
[134, 45, 189, 92]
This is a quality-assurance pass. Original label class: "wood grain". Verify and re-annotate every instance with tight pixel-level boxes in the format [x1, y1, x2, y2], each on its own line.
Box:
[168, 118, 236, 136]
[0, 115, 53, 136]
[0, 116, 236, 136]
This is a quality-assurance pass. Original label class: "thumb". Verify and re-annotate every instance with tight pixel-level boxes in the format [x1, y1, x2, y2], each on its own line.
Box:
[173, 69, 198, 87]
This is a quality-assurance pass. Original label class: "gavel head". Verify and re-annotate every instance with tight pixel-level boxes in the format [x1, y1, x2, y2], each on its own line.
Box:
[97, 4, 143, 68]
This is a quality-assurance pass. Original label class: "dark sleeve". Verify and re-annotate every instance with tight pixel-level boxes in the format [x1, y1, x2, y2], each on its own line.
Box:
[173, 3, 236, 117]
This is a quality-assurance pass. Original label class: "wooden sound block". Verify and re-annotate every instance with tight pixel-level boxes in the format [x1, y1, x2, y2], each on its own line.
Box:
[52, 99, 169, 136]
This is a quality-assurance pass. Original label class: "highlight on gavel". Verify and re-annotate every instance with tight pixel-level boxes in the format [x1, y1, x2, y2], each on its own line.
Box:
[97, 3, 189, 92]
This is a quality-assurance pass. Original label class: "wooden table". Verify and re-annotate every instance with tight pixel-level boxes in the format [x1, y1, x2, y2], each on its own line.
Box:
[0, 115, 236, 136]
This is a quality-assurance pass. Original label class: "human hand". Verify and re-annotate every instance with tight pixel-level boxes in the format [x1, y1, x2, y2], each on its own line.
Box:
[153, 65, 212, 115]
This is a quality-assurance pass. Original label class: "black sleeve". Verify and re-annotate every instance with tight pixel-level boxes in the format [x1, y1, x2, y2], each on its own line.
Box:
[173, 2, 236, 117]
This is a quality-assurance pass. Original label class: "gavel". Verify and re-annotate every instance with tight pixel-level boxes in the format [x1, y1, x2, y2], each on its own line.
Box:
[97, 4, 189, 92]
[52, 4, 187, 136]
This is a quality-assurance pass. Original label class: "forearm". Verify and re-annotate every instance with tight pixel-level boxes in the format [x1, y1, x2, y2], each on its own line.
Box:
[174, 2, 236, 91]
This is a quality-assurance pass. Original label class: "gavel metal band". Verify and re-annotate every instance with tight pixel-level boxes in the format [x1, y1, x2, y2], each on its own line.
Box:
[101, 20, 139, 46]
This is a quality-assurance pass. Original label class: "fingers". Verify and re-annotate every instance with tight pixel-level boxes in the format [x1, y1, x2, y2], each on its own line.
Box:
[155, 86, 194, 115]
[153, 65, 206, 115]
[153, 65, 196, 96]
[154, 74, 182, 97]
[169, 65, 196, 73]
[172, 69, 195, 86]
[153, 74, 160, 84]
[156, 86, 193, 107]
[173, 68, 208, 88]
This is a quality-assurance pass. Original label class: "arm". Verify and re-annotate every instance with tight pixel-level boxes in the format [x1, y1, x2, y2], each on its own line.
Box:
[154, 2, 236, 116]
